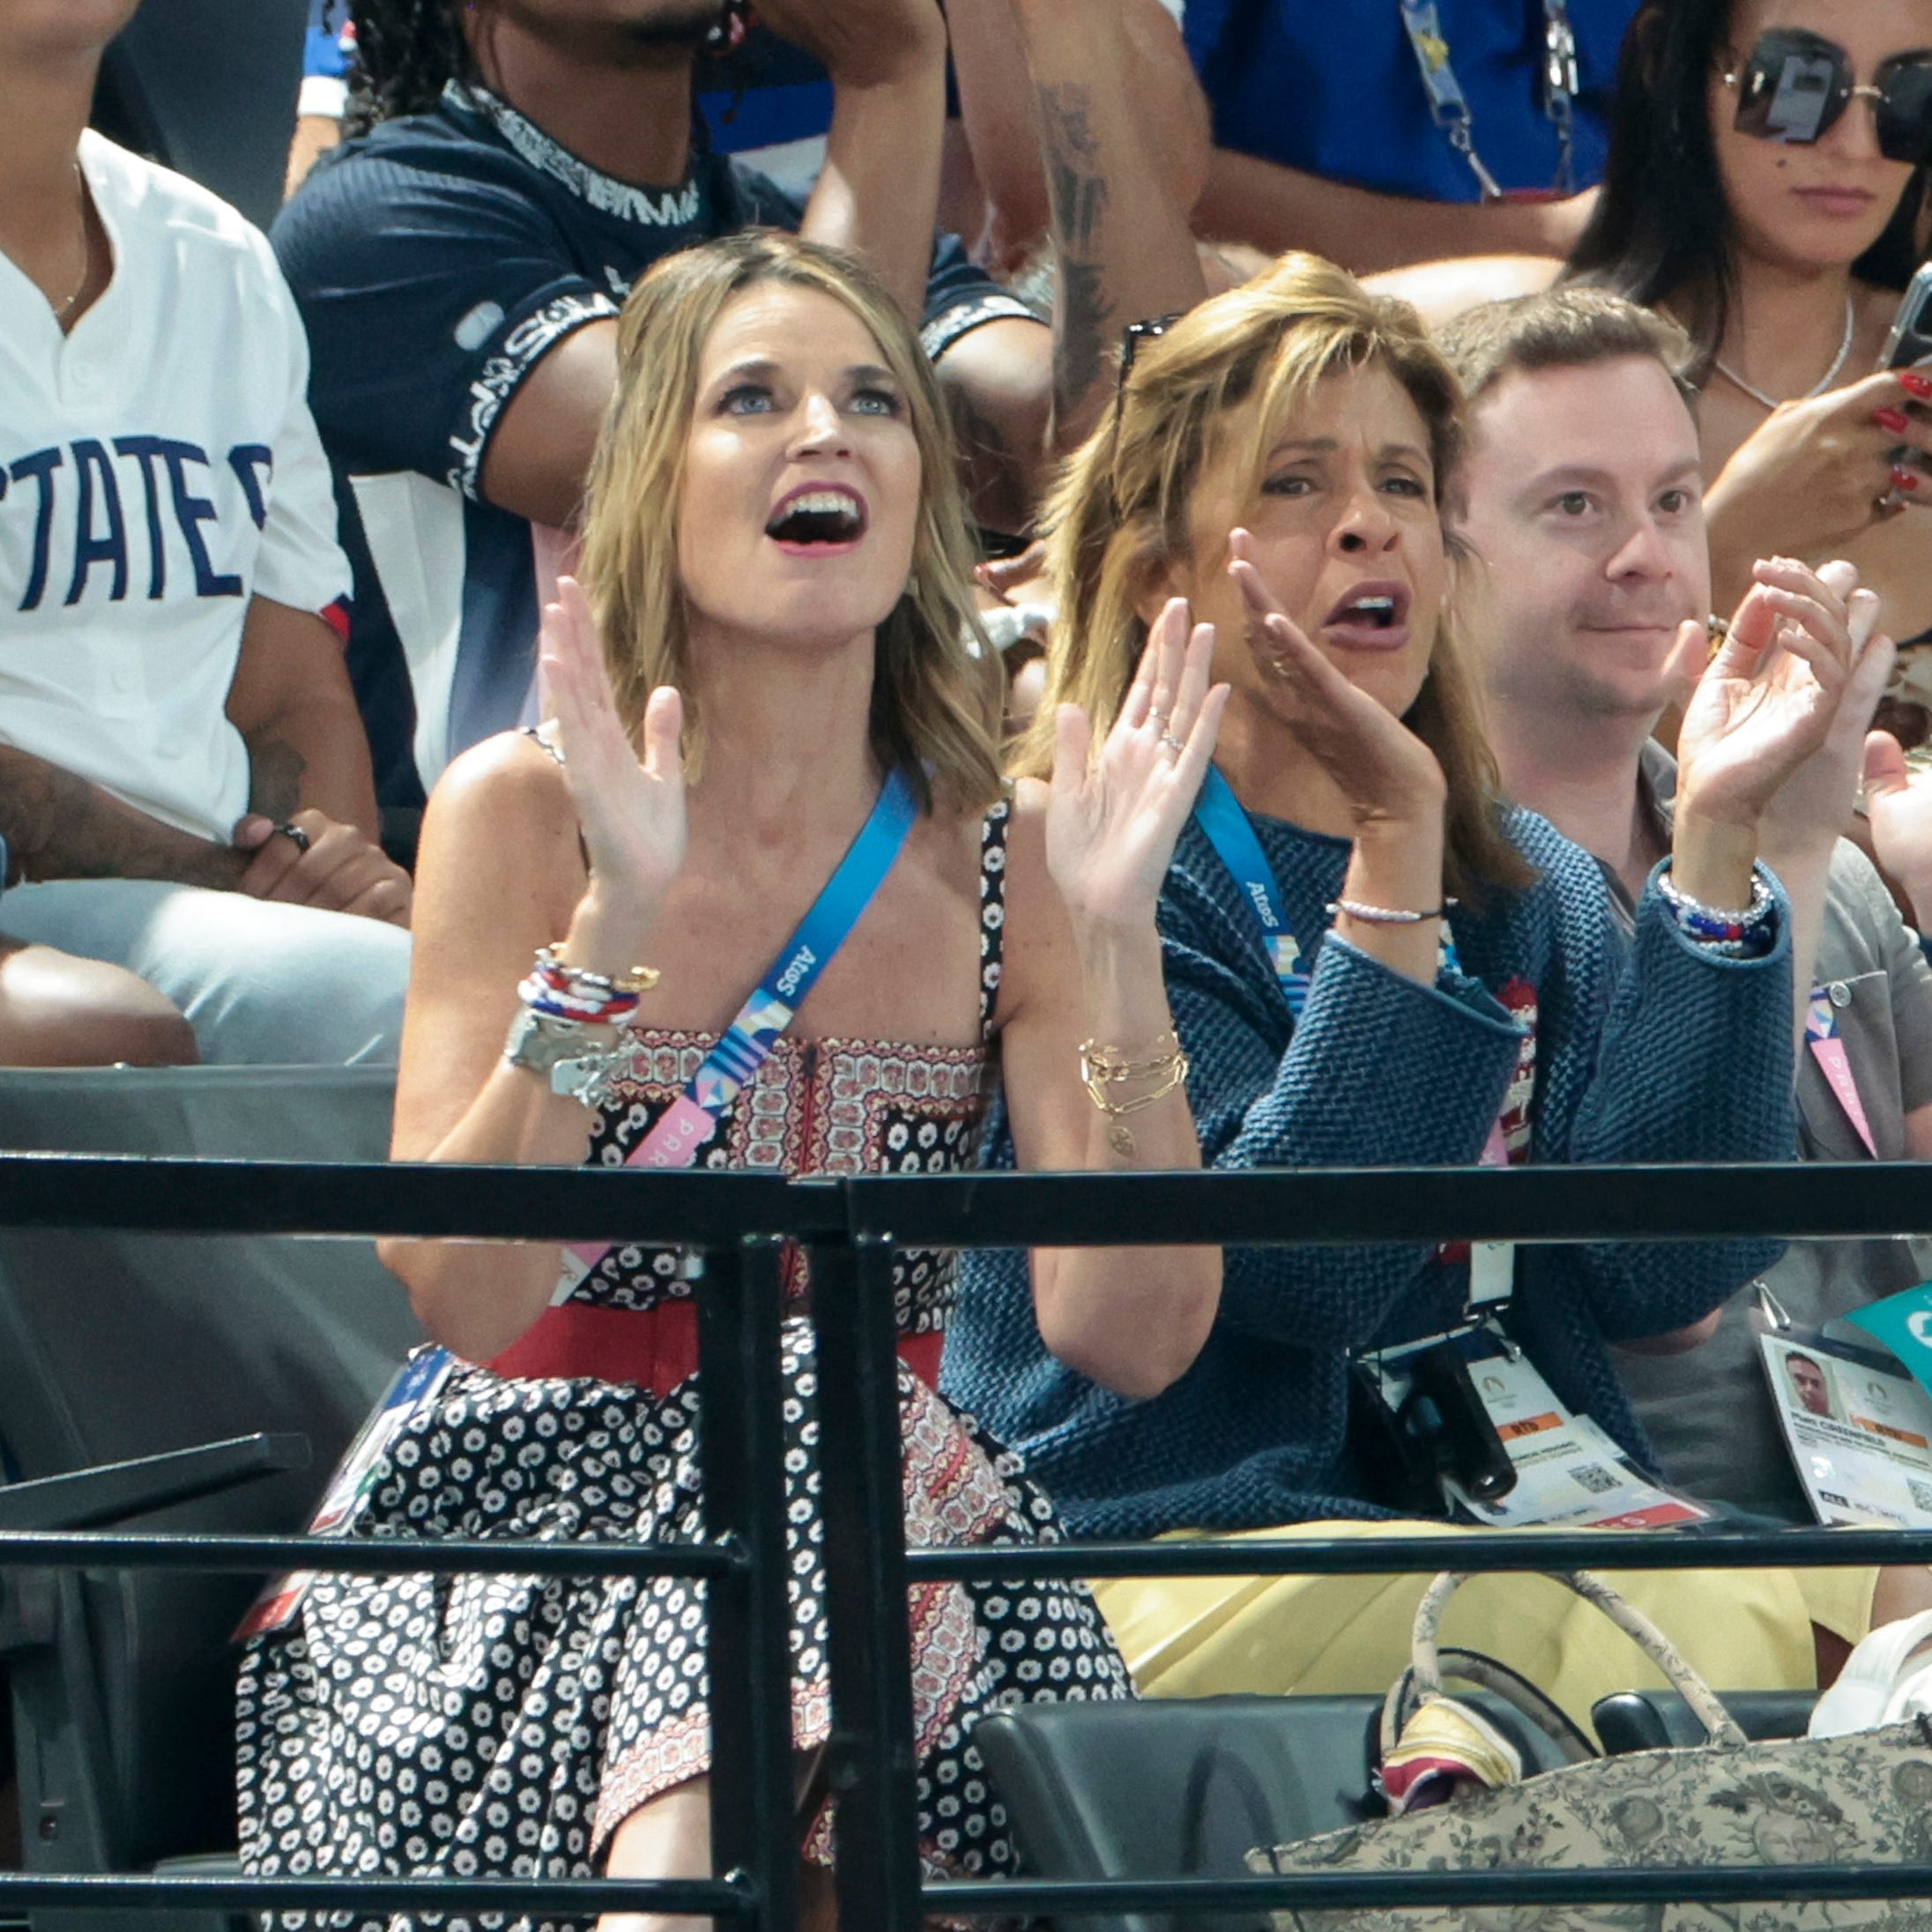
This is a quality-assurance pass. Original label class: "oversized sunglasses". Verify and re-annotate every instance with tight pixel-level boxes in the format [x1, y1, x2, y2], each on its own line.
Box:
[1728, 28, 1932, 165]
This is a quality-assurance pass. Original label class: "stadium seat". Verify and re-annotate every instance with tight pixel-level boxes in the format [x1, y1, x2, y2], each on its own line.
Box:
[0, 1066, 418, 1931]
[972, 1690, 1586, 1932]
[90, 0, 309, 232]
[1591, 1687, 1817, 1754]
[975, 1684, 1827, 1932]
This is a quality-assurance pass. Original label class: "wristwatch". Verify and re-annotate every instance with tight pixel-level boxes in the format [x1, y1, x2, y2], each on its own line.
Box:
[502, 1007, 629, 1106]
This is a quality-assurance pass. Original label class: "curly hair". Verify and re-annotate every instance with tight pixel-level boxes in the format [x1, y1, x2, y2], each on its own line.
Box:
[342, 0, 747, 135]
[342, 0, 477, 134]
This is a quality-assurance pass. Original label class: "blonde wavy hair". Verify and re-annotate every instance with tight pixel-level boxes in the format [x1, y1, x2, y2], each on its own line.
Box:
[1022, 251, 1532, 901]
[577, 231, 1001, 815]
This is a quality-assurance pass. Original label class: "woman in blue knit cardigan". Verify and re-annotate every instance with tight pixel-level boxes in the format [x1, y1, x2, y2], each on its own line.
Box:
[945, 252, 1906, 1720]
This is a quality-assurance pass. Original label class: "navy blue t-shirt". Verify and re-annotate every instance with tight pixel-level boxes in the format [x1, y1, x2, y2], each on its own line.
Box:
[271, 83, 1037, 809]
[1184, 0, 1638, 202]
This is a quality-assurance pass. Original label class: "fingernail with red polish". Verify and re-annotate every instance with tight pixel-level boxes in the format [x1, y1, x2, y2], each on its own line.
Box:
[1891, 466, 1921, 490]
[1899, 370, 1932, 399]
[1876, 407, 1913, 433]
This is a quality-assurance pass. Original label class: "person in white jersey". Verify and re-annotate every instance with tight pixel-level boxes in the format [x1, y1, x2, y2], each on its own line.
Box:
[0, 0, 411, 1066]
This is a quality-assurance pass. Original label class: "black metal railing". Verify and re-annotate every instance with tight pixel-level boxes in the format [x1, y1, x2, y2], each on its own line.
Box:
[1, 1152, 1929, 1927]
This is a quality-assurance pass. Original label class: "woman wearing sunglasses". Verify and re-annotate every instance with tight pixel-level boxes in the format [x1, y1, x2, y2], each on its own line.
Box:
[1566, 0, 1932, 740]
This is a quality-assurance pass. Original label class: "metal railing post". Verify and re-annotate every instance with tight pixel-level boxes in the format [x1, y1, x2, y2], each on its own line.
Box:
[698, 1234, 798, 1931]
[810, 1230, 924, 1930]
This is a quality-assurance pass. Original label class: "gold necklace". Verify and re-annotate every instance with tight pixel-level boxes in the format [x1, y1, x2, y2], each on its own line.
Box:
[49, 160, 91, 324]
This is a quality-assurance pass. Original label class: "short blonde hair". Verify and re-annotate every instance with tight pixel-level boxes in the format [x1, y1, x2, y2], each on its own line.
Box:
[577, 231, 1001, 815]
[1023, 251, 1531, 901]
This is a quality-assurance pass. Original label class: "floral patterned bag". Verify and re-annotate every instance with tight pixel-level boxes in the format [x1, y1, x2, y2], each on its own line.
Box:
[1248, 1569, 1932, 1931]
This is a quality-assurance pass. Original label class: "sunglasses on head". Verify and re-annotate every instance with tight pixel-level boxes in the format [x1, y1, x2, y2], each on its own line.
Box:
[1105, 313, 1184, 515]
[1728, 28, 1932, 165]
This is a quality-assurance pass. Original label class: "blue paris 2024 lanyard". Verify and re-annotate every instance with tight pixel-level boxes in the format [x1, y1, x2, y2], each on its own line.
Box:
[1193, 765, 1469, 1014]
[1194, 765, 1315, 1014]
[557, 762, 922, 1287]
[234, 764, 925, 1642]
[1192, 765, 1512, 1310]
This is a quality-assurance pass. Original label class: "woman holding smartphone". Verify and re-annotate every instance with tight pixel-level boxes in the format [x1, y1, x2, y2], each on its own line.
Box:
[1566, 0, 1932, 738]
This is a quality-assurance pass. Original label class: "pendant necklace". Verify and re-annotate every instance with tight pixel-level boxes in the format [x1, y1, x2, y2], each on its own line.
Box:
[1710, 295, 1856, 411]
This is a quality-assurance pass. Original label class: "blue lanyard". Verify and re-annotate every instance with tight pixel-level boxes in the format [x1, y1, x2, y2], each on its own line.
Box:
[685, 765, 919, 1119]
[1194, 765, 1466, 1018]
[1194, 766, 1312, 1014]
[1397, 0, 1579, 199]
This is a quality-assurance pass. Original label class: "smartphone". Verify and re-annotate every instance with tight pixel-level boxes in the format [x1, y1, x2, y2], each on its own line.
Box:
[1879, 262, 1932, 370]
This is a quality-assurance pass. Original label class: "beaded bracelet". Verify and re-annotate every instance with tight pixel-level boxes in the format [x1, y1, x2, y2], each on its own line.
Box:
[516, 944, 662, 1029]
[1326, 895, 1457, 926]
[1656, 864, 1777, 958]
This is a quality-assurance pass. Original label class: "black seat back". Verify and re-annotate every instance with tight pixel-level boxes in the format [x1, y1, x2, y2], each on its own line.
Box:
[973, 1690, 1582, 1932]
[0, 1067, 418, 1886]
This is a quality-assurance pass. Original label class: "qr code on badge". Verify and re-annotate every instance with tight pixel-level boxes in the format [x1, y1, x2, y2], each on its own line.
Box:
[1907, 1477, 1932, 1513]
[1570, 1463, 1619, 1496]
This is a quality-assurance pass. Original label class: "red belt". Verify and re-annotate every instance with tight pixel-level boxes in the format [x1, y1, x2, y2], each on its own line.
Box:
[487, 1299, 943, 1393]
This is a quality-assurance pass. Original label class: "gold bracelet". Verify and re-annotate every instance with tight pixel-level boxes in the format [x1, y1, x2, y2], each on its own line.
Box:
[1079, 1033, 1190, 1156]
[537, 945, 662, 997]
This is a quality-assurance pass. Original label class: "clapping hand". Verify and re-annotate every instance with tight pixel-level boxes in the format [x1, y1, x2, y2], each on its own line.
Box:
[1046, 597, 1229, 931]
[1676, 557, 1862, 832]
[1755, 561, 1891, 868]
[541, 576, 687, 950]
[1229, 530, 1446, 829]
[1865, 732, 1932, 931]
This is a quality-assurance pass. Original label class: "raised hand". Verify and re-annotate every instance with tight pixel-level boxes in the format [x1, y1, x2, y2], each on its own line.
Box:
[1046, 596, 1229, 930]
[1230, 530, 1446, 829]
[1676, 556, 1861, 836]
[1865, 732, 1932, 932]
[541, 576, 687, 954]
[756, 0, 947, 87]
[1757, 564, 1891, 880]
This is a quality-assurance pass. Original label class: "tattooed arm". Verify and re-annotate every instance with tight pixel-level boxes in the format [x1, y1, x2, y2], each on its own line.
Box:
[225, 597, 413, 925]
[224, 597, 380, 840]
[0, 748, 250, 889]
[1011, 0, 1207, 450]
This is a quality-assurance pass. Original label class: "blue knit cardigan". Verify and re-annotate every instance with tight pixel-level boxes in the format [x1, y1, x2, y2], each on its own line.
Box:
[943, 802, 1796, 1537]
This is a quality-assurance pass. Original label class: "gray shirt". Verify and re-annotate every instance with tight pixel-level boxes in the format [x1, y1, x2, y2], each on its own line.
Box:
[1609, 746, 1932, 1519]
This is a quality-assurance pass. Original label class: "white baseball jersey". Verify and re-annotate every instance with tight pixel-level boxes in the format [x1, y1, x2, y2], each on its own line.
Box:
[0, 131, 350, 843]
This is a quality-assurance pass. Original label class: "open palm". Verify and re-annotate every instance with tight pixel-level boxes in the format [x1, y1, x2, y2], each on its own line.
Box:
[1047, 598, 1230, 929]
[1678, 560, 1858, 828]
[540, 576, 687, 923]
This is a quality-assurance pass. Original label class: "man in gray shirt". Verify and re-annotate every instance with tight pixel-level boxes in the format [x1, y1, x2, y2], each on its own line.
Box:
[1438, 286, 1932, 1526]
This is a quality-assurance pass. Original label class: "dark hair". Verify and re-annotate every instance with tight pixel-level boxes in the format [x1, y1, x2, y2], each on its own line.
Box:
[1564, 0, 1928, 369]
[1438, 286, 1699, 408]
[343, 0, 477, 134]
[342, 0, 745, 136]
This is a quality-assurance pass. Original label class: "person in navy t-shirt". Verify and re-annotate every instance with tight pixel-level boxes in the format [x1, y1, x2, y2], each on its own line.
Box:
[274, 0, 1068, 813]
